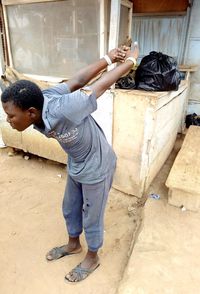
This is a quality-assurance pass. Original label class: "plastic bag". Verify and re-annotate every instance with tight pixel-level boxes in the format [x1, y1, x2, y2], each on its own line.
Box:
[115, 69, 136, 89]
[135, 51, 181, 91]
[185, 113, 200, 128]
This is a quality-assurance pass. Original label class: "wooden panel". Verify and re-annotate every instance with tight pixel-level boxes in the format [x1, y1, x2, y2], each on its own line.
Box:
[112, 84, 188, 197]
[145, 130, 177, 190]
[168, 188, 200, 212]
[133, 0, 189, 13]
[166, 125, 200, 194]
[112, 89, 150, 197]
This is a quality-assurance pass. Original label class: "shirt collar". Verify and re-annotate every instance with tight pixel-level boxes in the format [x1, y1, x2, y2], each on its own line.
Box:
[33, 95, 51, 133]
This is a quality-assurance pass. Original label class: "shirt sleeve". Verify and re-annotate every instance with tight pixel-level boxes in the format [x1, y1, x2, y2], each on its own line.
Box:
[55, 87, 97, 124]
[42, 83, 70, 96]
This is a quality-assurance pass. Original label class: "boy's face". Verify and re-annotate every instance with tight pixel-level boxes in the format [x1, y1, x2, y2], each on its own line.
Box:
[2, 101, 35, 132]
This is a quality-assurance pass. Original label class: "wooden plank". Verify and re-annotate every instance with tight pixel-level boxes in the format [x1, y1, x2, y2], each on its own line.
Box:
[108, 0, 120, 57]
[168, 188, 200, 212]
[112, 89, 149, 197]
[166, 125, 200, 194]
[133, 0, 188, 13]
[2, 0, 56, 5]
[100, 0, 106, 58]
[127, 1, 132, 40]
[132, 11, 186, 16]
[179, 64, 199, 72]
[121, 0, 132, 9]
[2, 5, 13, 67]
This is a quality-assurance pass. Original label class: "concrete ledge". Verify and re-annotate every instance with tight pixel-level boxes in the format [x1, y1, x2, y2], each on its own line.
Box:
[1, 123, 67, 164]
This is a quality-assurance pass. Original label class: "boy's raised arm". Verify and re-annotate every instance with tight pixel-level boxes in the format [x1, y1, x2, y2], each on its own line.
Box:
[90, 46, 139, 98]
[65, 47, 129, 93]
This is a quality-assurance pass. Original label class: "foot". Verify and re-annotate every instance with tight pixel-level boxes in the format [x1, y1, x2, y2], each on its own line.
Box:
[65, 254, 100, 282]
[46, 244, 82, 261]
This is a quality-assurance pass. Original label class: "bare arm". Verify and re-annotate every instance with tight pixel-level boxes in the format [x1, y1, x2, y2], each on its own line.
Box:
[90, 46, 139, 98]
[66, 48, 128, 92]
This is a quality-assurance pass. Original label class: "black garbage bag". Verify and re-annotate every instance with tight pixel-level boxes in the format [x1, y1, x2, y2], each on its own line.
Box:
[115, 69, 136, 89]
[185, 113, 200, 128]
[135, 51, 181, 91]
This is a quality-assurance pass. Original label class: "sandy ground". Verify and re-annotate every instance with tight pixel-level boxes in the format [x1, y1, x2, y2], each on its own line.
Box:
[0, 147, 143, 294]
[118, 133, 200, 294]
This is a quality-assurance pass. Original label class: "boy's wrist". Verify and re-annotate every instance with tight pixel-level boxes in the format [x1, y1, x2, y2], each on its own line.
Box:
[103, 54, 112, 66]
[125, 57, 137, 66]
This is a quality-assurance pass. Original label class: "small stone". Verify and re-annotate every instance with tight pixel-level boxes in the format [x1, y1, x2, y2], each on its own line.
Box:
[57, 174, 62, 178]
[128, 205, 135, 212]
[24, 155, 30, 160]
[8, 151, 15, 157]
[181, 205, 186, 211]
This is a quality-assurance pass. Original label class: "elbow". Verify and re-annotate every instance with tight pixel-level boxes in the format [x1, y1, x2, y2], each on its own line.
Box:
[76, 76, 86, 88]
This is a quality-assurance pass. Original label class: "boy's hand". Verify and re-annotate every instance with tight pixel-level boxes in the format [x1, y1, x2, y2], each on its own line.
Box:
[107, 46, 130, 63]
[125, 42, 139, 60]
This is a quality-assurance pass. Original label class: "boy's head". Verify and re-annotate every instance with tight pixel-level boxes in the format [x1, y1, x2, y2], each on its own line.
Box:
[1, 79, 44, 131]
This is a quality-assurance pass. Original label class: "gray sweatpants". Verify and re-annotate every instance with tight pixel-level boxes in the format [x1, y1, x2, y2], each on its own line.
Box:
[62, 165, 115, 252]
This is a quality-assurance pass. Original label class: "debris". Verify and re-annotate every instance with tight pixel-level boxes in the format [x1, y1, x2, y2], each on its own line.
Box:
[24, 155, 30, 160]
[57, 174, 62, 178]
[149, 193, 160, 200]
[127, 205, 136, 212]
[8, 151, 15, 157]
[181, 205, 186, 212]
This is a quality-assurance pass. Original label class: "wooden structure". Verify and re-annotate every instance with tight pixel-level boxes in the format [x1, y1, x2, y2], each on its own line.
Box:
[166, 125, 200, 211]
[112, 80, 189, 197]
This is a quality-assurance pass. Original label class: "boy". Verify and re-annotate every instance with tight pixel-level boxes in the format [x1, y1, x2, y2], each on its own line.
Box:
[1, 46, 138, 283]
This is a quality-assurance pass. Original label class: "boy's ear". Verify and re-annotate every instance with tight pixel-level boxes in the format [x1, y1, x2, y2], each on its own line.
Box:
[28, 107, 38, 118]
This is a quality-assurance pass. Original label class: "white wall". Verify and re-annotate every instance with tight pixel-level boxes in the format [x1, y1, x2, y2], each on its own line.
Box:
[185, 0, 200, 114]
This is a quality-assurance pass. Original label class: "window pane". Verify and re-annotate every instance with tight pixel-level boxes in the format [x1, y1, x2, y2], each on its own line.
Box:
[6, 0, 100, 77]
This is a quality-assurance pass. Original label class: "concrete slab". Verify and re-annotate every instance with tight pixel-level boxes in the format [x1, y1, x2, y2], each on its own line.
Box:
[117, 196, 200, 294]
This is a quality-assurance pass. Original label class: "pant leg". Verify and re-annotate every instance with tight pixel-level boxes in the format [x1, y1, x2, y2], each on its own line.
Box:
[82, 165, 116, 252]
[62, 175, 83, 237]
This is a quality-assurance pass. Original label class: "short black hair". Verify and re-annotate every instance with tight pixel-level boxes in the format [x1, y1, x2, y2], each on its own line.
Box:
[1, 79, 44, 110]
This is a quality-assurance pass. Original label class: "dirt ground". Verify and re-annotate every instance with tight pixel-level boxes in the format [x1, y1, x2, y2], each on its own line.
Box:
[0, 146, 143, 294]
[0, 133, 184, 294]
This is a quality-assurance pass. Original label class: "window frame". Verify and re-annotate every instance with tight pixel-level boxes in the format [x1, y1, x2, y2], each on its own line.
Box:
[1, 0, 109, 81]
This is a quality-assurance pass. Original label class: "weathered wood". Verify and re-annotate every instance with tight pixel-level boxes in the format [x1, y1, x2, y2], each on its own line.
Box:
[0, 66, 52, 90]
[2, 0, 56, 5]
[166, 125, 200, 194]
[168, 189, 200, 212]
[113, 81, 188, 197]
[108, 0, 121, 51]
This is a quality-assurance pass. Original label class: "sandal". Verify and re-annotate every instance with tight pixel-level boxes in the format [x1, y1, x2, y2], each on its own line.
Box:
[46, 245, 82, 261]
[65, 262, 100, 283]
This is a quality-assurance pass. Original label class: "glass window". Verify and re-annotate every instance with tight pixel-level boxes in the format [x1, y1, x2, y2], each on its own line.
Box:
[6, 0, 100, 78]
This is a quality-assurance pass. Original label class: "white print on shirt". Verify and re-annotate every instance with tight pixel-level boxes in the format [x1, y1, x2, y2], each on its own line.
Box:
[48, 128, 79, 143]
